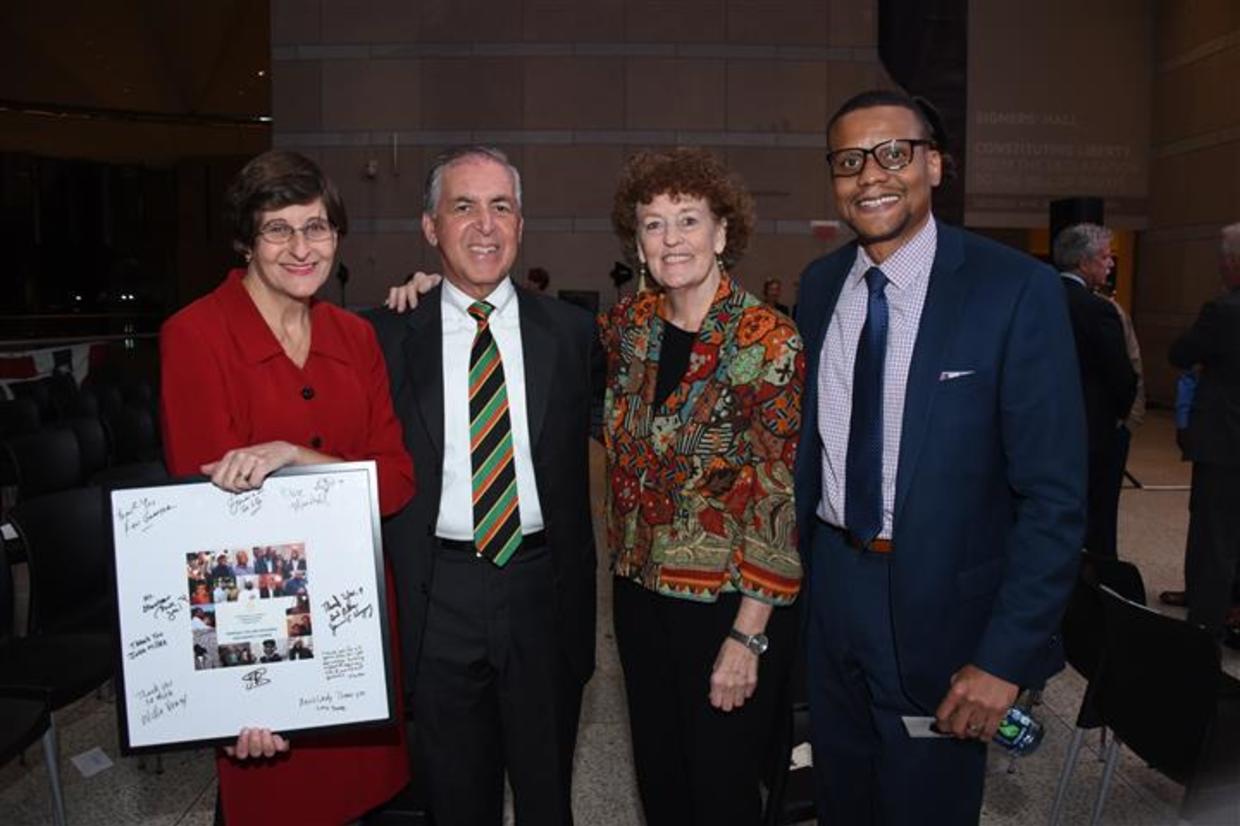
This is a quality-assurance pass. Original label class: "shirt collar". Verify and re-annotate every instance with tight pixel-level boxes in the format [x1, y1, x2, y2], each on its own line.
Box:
[1061, 271, 1087, 288]
[217, 268, 350, 365]
[442, 275, 517, 321]
[851, 214, 937, 291]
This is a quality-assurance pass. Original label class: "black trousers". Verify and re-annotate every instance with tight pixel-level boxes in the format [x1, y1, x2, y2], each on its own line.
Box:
[613, 576, 796, 826]
[1186, 463, 1240, 633]
[1085, 425, 1128, 558]
[411, 543, 582, 826]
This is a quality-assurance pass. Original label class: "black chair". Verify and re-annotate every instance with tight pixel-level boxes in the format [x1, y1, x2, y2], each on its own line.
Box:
[46, 372, 80, 421]
[65, 416, 109, 481]
[1049, 554, 1147, 825]
[0, 398, 41, 440]
[0, 690, 65, 825]
[66, 386, 100, 419]
[762, 646, 816, 825]
[90, 460, 169, 488]
[7, 487, 113, 636]
[1088, 586, 1240, 825]
[0, 540, 112, 826]
[1, 427, 84, 501]
[102, 402, 159, 464]
[9, 378, 55, 423]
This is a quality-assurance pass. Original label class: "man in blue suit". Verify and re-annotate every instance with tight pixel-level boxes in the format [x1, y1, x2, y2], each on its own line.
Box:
[794, 89, 1086, 824]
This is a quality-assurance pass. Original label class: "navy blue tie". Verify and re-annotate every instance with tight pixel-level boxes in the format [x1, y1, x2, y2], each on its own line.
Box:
[845, 266, 889, 546]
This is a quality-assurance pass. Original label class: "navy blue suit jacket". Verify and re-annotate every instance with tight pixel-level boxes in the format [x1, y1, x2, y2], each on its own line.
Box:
[793, 221, 1086, 712]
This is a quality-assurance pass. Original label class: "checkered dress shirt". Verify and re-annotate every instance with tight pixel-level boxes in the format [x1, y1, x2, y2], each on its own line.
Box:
[816, 217, 937, 539]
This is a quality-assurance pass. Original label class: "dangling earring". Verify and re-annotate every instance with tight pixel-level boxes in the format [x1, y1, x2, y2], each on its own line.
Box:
[715, 254, 726, 274]
[638, 261, 649, 291]
[243, 249, 253, 264]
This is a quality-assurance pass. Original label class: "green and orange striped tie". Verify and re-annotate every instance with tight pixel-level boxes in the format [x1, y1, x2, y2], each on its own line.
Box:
[467, 301, 522, 565]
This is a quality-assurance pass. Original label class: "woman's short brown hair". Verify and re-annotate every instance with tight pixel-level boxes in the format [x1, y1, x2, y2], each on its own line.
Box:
[611, 148, 755, 269]
[224, 150, 347, 255]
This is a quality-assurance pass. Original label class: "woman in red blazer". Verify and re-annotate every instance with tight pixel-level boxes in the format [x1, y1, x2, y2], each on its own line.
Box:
[160, 150, 415, 825]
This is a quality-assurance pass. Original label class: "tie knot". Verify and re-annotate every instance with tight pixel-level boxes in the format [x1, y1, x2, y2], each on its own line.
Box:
[864, 266, 887, 295]
[468, 301, 494, 323]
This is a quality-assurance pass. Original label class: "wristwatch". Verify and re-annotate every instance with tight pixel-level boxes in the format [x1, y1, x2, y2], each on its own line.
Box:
[727, 628, 769, 656]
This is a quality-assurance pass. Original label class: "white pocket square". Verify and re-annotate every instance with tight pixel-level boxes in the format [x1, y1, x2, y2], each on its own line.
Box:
[939, 370, 975, 381]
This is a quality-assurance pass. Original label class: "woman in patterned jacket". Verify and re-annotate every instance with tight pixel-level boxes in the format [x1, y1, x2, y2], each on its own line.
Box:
[603, 147, 804, 826]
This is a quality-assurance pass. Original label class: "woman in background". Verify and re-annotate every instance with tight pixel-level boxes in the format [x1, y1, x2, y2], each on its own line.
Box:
[160, 150, 414, 825]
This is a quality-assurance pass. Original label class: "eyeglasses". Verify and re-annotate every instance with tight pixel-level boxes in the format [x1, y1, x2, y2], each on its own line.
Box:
[257, 218, 335, 245]
[826, 139, 936, 177]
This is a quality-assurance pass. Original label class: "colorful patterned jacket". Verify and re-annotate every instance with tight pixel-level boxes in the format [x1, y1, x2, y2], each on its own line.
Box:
[600, 274, 804, 604]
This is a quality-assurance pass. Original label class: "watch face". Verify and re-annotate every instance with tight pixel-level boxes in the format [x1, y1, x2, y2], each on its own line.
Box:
[749, 634, 769, 655]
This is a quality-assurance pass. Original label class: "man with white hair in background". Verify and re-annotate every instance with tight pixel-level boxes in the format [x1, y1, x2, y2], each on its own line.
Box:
[1054, 223, 1138, 558]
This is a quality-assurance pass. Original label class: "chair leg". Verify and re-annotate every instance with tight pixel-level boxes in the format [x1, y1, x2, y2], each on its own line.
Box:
[1049, 727, 1086, 826]
[1089, 737, 1121, 826]
[42, 717, 67, 826]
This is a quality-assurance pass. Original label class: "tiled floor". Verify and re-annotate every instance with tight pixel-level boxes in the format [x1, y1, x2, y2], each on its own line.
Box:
[3, 410, 1236, 824]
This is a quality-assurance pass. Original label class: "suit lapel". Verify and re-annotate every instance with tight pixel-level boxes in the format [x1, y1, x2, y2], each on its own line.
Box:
[893, 222, 968, 522]
[402, 290, 445, 462]
[797, 246, 854, 448]
[517, 288, 555, 450]
[801, 248, 854, 381]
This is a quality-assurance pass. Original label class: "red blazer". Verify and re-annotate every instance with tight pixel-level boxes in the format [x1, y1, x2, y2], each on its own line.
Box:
[160, 270, 414, 826]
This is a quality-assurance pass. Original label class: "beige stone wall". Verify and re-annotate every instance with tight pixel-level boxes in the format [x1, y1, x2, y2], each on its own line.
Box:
[1140, 1, 1240, 402]
[269, 0, 886, 307]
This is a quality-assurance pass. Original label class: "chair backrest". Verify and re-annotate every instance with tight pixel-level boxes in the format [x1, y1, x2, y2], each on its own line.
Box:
[1095, 586, 1220, 783]
[2, 427, 83, 499]
[0, 545, 15, 645]
[1062, 571, 1104, 681]
[47, 372, 80, 420]
[8, 378, 54, 423]
[1081, 553, 1147, 605]
[7, 486, 112, 636]
[66, 417, 109, 480]
[90, 460, 169, 488]
[0, 398, 41, 440]
[103, 403, 158, 464]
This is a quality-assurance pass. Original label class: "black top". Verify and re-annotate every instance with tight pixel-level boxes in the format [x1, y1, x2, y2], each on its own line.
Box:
[655, 322, 695, 408]
[1170, 286, 1240, 466]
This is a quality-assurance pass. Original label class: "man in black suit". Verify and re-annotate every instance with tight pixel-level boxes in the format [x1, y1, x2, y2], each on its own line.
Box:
[1054, 223, 1138, 558]
[368, 146, 601, 826]
[1170, 222, 1240, 638]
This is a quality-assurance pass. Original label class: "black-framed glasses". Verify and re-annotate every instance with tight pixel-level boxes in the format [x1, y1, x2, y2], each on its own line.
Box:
[257, 218, 336, 245]
[826, 139, 936, 177]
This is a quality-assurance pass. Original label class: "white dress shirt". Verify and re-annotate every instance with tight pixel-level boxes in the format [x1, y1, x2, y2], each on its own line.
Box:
[436, 276, 545, 540]
[817, 216, 937, 539]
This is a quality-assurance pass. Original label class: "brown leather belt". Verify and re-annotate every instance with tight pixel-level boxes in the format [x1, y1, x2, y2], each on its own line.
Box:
[820, 519, 893, 554]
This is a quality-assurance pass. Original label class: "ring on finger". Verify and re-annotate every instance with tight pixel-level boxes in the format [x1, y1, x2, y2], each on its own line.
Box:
[967, 722, 982, 734]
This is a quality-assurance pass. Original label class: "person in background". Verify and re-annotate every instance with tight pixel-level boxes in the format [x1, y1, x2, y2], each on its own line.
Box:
[1054, 223, 1138, 558]
[159, 149, 415, 826]
[1168, 222, 1240, 644]
[602, 147, 803, 825]
[526, 265, 550, 292]
[763, 277, 791, 314]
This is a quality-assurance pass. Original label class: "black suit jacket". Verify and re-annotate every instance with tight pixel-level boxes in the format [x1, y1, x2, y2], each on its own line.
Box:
[1170, 287, 1240, 467]
[1060, 276, 1138, 449]
[366, 285, 604, 691]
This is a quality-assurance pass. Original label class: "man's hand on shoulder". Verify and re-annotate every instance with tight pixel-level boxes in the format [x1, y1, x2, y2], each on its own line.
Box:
[933, 664, 1019, 742]
[385, 272, 442, 312]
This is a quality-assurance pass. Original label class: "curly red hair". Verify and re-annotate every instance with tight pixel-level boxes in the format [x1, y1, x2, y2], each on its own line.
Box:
[611, 148, 756, 269]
